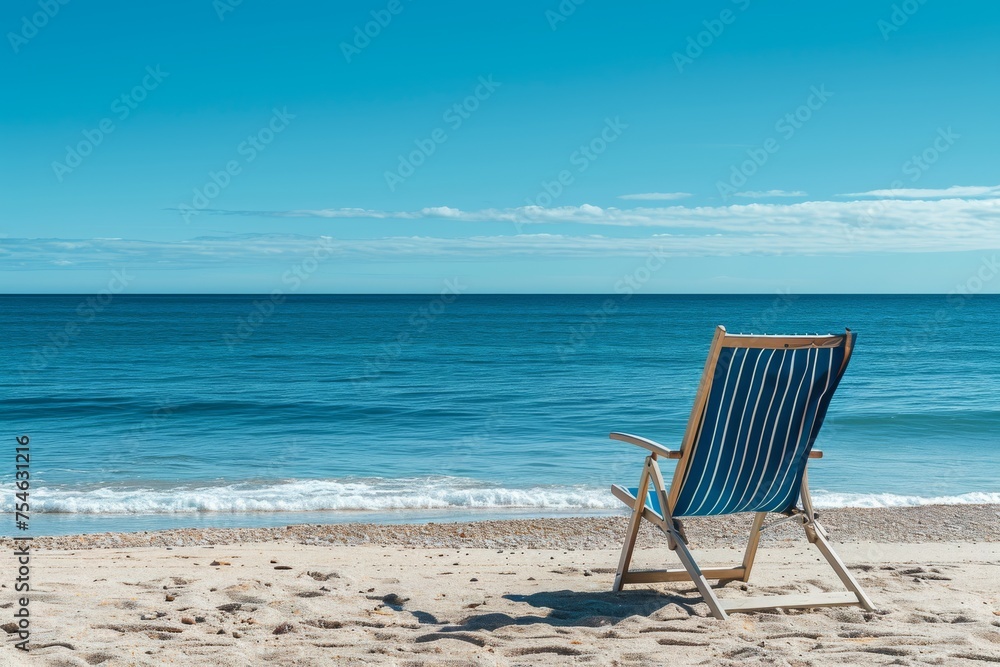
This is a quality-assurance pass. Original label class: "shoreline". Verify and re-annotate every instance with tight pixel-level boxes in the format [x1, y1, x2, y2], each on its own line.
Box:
[6, 503, 998, 551]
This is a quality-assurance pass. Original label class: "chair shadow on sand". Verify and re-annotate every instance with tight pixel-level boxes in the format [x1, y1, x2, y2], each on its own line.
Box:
[412, 588, 703, 633]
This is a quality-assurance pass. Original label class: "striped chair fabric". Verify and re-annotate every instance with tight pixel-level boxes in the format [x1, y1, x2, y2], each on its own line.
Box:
[631, 334, 854, 517]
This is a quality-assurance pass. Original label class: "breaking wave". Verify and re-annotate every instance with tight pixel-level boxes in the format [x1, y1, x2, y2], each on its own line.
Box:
[6, 477, 998, 515]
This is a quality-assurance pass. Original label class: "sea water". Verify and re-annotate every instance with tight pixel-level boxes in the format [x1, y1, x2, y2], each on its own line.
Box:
[3, 294, 998, 535]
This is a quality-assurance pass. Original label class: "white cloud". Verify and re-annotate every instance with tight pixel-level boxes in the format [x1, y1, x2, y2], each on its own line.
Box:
[734, 190, 808, 198]
[205, 197, 1000, 239]
[839, 184, 1000, 199]
[11, 191, 1000, 270]
[617, 192, 692, 201]
[6, 200, 1000, 270]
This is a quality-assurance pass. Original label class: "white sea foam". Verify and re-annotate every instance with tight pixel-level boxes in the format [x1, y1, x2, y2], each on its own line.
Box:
[5, 478, 998, 514]
[810, 490, 1000, 508]
[13, 478, 618, 514]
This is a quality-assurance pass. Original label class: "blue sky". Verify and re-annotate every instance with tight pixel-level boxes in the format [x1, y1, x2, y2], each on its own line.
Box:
[3, 0, 1000, 293]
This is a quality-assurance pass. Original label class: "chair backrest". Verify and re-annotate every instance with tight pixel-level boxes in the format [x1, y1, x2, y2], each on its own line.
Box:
[669, 326, 855, 518]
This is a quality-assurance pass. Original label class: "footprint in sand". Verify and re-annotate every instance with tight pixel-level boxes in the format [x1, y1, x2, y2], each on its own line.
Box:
[414, 632, 487, 647]
[506, 645, 587, 656]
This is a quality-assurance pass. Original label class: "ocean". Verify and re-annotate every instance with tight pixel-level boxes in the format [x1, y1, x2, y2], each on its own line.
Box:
[3, 294, 998, 536]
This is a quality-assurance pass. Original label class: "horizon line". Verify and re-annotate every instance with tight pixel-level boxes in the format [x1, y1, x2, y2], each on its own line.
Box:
[0, 293, 992, 297]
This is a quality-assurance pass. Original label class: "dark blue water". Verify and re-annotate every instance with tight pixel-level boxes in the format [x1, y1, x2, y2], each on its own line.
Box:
[2, 295, 998, 535]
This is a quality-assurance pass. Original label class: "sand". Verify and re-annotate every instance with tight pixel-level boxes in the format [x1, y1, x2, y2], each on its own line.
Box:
[2, 505, 999, 666]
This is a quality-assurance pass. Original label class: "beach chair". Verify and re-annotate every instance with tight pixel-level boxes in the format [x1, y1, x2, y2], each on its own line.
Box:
[610, 325, 874, 619]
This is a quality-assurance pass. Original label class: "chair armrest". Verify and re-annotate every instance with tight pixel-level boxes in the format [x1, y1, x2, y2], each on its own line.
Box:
[809, 450, 823, 459]
[609, 432, 682, 459]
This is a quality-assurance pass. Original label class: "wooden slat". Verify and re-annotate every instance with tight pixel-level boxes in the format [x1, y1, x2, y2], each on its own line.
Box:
[810, 521, 876, 612]
[646, 455, 677, 549]
[609, 432, 681, 459]
[669, 325, 727, 509]
[612, 484, 654, 513]
[719, 592, 860, 613]
[611, 484, 669, 526]
[612, 461, 653, 592]
[722, 334, 847, 349]
[668, 517, 728, 619]
[621, 567, 745, 584]
[740, 512, 766, 581]
[839, 328, 855, 375]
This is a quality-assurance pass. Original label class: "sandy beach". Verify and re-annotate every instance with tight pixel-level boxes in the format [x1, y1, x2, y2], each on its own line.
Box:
[3, 505, 999, 666]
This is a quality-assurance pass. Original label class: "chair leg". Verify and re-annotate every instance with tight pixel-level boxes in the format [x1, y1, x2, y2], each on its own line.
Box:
[809, 519, 876, 612]
[613, 456, 727, 618]
[740, 512, 766, 582]
[798, 469, 875, 611]
[669, 526, 728, 620]
[613, 459, 652, 592]
[649, 458, 727, 619]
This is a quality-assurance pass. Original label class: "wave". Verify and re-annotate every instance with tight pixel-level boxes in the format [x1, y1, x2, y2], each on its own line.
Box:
[829, 410, 1000, 430]
[810, 490, 1000, 508]
[4, 478, 997, 515]
[9, 478, 618, 515]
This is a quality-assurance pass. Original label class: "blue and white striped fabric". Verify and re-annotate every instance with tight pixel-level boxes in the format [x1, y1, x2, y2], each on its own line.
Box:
[669, 335, 854, 517]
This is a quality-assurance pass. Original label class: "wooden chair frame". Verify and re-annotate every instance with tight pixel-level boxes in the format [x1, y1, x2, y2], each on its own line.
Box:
[610, 325, 875, 619]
